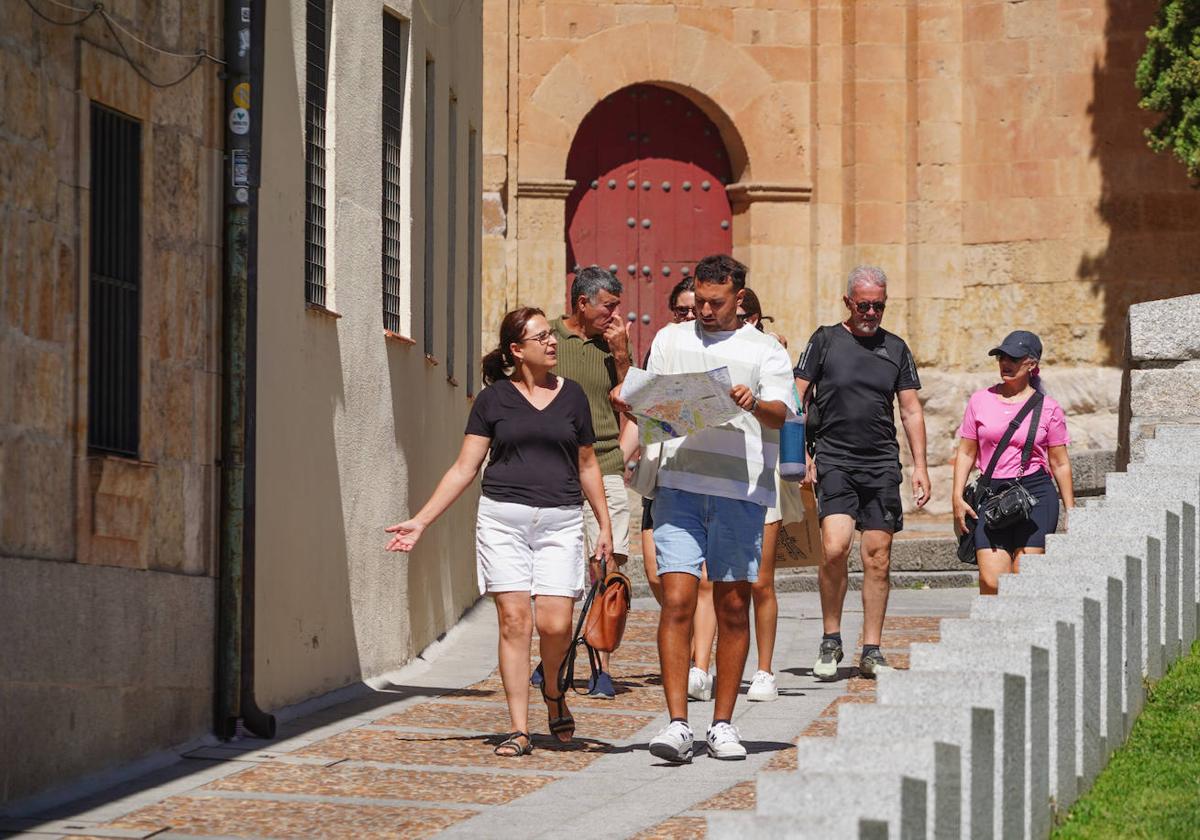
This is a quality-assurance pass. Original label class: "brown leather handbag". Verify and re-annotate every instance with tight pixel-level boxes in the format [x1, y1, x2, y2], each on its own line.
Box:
[556, 561, 632, 695]
[583, 565, 632, 652]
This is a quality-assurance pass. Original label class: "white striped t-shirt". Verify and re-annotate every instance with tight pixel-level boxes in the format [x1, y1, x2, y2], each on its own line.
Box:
[646, 321, 796, 507]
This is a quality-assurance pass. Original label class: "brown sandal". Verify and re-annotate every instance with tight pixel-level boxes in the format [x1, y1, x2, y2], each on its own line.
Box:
[494, 731, 533, 757]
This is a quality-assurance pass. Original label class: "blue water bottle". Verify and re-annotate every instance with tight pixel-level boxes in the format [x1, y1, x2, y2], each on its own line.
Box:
[779, 387, 806, 482]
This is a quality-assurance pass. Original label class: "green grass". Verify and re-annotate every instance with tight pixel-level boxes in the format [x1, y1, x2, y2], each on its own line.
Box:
[1053, 640, 1200, 839]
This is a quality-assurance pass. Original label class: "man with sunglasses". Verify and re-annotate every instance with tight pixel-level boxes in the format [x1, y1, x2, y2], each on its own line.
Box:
[793, 265, 930, 680]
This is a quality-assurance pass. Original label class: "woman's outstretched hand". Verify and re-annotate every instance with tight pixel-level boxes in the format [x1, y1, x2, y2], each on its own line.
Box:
[385, 519, 426, 552]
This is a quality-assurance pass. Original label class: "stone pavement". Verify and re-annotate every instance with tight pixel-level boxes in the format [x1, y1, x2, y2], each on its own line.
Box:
[3, 590, 974, 840]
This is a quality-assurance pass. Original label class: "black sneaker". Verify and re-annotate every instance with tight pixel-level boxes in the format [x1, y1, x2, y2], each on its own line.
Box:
[858, 648, 893, 678]
[813, 638, 843, 681]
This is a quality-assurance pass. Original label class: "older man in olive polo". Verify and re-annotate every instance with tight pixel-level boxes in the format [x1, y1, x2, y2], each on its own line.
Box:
[544, 265, 633, 698]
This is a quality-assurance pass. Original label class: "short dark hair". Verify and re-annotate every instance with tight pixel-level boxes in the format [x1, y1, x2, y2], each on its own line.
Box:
[667, 277, 695, 309]
[693, 254, 747, 290]
[570, 266, 622, 309]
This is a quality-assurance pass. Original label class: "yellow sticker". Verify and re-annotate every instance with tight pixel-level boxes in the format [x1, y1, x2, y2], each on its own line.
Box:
[232, 82, 250, 109]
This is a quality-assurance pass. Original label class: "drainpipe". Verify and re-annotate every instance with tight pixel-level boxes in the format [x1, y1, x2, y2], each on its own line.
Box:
[217, 0, 275, 740]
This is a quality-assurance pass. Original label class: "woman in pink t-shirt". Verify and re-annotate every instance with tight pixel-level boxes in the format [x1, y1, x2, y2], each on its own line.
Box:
[951, 331, 1076, 593]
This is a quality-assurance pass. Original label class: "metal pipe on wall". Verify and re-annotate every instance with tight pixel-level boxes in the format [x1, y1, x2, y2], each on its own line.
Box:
[217, 0, 274, 740]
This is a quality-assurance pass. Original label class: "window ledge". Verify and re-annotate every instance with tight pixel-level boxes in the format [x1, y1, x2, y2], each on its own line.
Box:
[384, 329, 416, 345]
[306, 302, 342, 319]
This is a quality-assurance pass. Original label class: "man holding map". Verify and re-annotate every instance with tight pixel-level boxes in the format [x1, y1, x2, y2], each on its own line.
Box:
[617, 254, 794, 763]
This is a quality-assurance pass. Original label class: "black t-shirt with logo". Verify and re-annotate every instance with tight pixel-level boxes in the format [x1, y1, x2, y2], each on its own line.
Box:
[465, 378, 596, 507]
[793, 325, 921, 479]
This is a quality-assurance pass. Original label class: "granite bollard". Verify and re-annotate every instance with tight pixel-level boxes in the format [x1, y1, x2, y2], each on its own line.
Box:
[908, 637, 1050, 839]
[971, 595, 1097, 794]
[789, 737, 961, 840]
[838, 704, 995, 840]
[1001, 562, 1130, 754]
[925, 615, 1076, 810]
[875, 670, 1025, 839]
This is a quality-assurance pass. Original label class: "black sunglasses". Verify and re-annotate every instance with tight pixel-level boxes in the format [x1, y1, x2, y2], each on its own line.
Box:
[853, 300, 886, 314]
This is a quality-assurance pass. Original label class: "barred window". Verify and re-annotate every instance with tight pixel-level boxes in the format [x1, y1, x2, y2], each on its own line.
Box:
[423, 58, 436, 356]
[304, 0, 328, 306]
[382, 11, 407, 333]
[445, 94, 458, 381]
[466, 127, 478, 396]
[88, 104, 142, 457]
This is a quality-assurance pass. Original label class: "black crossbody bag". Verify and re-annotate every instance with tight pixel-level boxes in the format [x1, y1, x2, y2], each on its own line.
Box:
[957, 392, 1044, 564]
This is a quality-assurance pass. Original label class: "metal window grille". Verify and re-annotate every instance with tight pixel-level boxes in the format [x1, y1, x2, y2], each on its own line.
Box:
[304, 0, 328, 306]
[88, 104, 142, 457]
[466, 127, 478, 396]
[423, 58, 435, 355]
[382, 12, 407, 333]
[445, 95, 457, 380]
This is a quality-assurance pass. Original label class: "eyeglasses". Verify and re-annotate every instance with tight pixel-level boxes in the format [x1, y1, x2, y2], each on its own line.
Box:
[853, 300, 886, 314]
[672, 306, 694, 318]
[519, 330, 553, 346]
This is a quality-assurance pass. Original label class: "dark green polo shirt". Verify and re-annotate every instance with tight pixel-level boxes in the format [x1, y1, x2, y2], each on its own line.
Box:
[551, 316, 624, 475]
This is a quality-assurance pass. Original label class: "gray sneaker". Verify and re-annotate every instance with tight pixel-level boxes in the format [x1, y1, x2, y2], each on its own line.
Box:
[859, 648, 893, 678]
[812, 638, 843, 681]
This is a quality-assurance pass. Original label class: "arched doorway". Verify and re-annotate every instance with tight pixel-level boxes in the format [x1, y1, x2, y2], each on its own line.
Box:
[565, 84, 734, 360]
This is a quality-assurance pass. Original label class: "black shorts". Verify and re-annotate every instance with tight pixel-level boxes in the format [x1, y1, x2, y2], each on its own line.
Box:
[973, 470, 1060, 553]
[816, 465, 904, 533]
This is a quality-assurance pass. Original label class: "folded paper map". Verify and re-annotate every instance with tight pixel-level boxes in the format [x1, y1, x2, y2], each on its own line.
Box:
[619, 367, 742, 444]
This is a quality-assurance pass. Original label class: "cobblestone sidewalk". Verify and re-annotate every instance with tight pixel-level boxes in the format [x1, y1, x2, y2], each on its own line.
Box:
[3, 591, 972, 840]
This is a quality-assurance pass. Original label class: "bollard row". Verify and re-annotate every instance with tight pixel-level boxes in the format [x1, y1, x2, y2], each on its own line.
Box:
[708, 425, 1200, 840]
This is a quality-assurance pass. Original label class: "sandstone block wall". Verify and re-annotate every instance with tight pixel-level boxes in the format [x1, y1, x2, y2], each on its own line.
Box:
[0, 0, 223, 805]
[483, 0, 1200, 457]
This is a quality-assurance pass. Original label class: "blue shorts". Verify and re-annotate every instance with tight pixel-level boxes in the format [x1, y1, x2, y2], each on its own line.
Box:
[652, 487, 765, 583]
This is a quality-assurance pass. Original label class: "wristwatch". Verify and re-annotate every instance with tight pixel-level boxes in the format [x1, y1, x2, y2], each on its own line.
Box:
[748, 396, 759, 413]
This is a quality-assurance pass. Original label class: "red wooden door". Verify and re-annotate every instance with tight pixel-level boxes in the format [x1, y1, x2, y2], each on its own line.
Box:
[566, 84, 734, 361]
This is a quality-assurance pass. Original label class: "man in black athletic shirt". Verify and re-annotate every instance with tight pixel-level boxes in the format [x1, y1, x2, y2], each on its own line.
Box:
[793, 266, 930, 679]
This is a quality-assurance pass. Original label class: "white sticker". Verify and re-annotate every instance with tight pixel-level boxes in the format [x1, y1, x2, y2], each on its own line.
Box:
[241, 7, 250, 23]
[229, 108, 250, 135]
[235, 187, 249, 203]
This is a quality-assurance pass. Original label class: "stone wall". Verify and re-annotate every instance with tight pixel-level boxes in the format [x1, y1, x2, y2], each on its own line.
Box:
[1119, 293, 1200, 467]
[0, 0, 223, 805]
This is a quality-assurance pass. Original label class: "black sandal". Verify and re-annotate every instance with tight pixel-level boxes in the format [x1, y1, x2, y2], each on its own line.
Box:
[540, 683, 576, 743]
[494, 731, 533, 757]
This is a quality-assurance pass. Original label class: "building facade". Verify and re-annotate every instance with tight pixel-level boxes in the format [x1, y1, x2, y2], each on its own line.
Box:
[1, 0, 482, 806]
[254, 0, 483, 711]
[482, 0, 1200, 508]
[0, 0, 225, 805]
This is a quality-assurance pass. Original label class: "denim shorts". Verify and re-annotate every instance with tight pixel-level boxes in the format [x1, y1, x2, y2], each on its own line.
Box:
[651, 487, 765, 583]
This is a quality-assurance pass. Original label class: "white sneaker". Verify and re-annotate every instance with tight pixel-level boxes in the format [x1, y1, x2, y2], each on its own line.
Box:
[706, 721, 747, 760]
[649, 719, 694, 763]
[746, 670, 779, 702]
[687, 666, 713, 702]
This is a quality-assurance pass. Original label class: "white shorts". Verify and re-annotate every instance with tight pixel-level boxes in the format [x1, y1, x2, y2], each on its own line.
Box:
[584, 473, 631, 559]
[765, 469, 783, 525]
[476, 496, 586, 598]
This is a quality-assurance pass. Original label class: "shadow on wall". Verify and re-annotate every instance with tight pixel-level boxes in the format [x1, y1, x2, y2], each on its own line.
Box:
[1079, 0, 1200, 365]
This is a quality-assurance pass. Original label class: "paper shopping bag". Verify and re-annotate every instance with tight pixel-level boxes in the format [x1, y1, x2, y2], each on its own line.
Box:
[775, 482, 823, 568]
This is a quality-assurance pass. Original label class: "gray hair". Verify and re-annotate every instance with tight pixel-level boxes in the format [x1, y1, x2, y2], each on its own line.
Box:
[846, 265, 888, 297]
[571, 266, 623, 308]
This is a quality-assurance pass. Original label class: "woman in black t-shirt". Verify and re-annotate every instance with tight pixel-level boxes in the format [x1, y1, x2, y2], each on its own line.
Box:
[386, 307, 612, 758]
